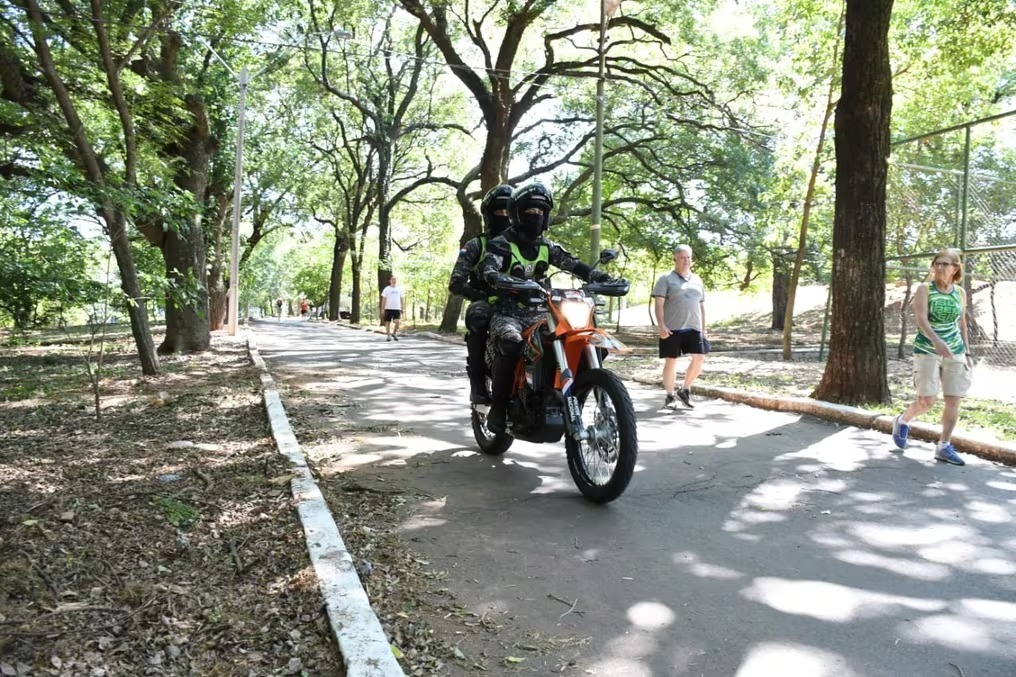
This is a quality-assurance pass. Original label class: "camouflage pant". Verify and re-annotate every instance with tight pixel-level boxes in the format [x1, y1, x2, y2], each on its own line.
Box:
[486, 310, 543, 367]
[464, 300, 493, 335]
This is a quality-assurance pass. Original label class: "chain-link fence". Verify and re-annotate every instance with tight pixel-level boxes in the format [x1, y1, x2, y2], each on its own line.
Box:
[886, 110, 1016, 377]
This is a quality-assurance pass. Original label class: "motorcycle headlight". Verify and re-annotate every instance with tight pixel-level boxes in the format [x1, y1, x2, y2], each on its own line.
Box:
[560, 299, 592, 329]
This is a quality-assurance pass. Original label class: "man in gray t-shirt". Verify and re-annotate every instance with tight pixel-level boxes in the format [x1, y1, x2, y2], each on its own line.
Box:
[652, 245, 707, 408]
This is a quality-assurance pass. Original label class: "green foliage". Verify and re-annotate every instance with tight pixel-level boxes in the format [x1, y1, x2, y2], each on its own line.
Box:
[287, 236, 333, 305]
[0, 189, 104, 329]
[156, 497, 199, 529]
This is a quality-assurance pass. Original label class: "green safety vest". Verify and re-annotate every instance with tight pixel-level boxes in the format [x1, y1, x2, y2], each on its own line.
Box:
[507, 241, 549, 280]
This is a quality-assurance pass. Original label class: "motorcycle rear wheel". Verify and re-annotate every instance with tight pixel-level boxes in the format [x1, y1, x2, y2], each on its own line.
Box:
[565, 368, 638, 503]
[471, 408, 514, 456]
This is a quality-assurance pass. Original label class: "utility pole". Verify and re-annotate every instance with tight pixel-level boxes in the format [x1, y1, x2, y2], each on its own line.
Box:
[590, 0, 621, 263]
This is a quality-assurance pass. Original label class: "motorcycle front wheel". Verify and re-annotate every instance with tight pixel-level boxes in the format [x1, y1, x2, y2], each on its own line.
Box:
[565, 368, 638, 503]
[471, 407, 514, 456]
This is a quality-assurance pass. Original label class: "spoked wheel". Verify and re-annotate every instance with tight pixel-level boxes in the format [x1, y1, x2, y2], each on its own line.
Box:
[565, 368, 638, 503]
[471, 378, 513, 456]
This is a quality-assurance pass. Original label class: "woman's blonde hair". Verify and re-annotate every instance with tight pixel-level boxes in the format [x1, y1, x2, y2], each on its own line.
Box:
[931, 247, 963, 284]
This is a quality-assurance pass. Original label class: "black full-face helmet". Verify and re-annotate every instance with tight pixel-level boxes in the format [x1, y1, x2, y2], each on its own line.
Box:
[480, 184, 513, 237]
[508, 182, 554, 241]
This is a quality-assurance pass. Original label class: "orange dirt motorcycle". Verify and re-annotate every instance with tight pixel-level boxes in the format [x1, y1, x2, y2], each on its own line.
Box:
[472, 251, 637, 503]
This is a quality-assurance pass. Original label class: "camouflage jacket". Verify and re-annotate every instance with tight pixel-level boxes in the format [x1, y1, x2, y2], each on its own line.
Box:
[448, 236, 492, 302]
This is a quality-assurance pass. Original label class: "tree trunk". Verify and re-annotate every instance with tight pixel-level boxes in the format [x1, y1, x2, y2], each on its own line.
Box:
[108, 211, 159, 375]
[771, 258, 790, 332]
[813, 0, 894, 405]
[207, 195, 230, 331]
[159, 224, 210, 353]
[159, 95, 213, 354]
[350, 246, 364, 324]
[329, 230, 349, 321]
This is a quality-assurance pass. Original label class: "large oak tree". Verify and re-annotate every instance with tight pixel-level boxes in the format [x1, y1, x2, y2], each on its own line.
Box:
[813, 0, 894, 404]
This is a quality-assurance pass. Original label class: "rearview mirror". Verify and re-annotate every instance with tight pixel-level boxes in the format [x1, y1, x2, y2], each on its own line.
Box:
[599, 249, 618, 265]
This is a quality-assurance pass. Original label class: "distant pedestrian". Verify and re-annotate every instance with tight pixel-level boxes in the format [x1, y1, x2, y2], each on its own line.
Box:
[653, 245, 708, 409]
[891, 248, 973, 466]
[380, 275, 405, 341]
[299, 299, 309, 318]
[275, 298, 283, 320]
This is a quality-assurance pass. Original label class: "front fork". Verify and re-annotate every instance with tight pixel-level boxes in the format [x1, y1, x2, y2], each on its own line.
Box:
[553, 342, 602, 441]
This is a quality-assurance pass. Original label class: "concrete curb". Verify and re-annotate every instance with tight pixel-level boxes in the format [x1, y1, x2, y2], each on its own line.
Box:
[247, 331, 405, 677]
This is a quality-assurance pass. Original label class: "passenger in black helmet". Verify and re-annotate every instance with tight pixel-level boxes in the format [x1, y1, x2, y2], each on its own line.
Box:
[448, 184, 514, 405]
[478, 181, 614, 434]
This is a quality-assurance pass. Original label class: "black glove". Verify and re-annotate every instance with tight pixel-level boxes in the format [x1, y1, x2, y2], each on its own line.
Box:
[465, 286, 488, 302]
[588, 269, 611, 283]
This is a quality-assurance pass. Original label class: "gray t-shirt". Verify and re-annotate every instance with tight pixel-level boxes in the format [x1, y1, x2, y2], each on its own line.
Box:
[652, 270, 705, 331]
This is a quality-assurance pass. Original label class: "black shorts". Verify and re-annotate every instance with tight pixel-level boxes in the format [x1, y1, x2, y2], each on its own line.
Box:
[659, 329, 707, 358]
[384, 309, 402, 322]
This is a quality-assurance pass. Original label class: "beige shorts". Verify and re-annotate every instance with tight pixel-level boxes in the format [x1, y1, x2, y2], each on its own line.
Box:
[913, 353, 972, 398]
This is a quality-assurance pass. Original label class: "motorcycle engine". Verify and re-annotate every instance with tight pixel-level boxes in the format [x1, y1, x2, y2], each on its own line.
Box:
[509, 385, 565, 443]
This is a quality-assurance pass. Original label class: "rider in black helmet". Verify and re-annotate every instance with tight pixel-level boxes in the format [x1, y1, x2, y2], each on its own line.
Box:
[448, 184, 514, 404]
[479, 181, 612, 433]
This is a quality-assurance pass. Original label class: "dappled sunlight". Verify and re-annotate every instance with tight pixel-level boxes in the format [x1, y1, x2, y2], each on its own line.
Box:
[967, 499, 1011, 523]
[986, 479, 1016, 492]
[586, 601, 679, 677]
[390, 491, 450, 536]
[528, 473, 575, 495]
[780, 428, 876, 471]
[723, 508, 787, 532]
[627, 601, 675, 628]
[917, 540, 1016, 573]
[833, 549, 950, 580]
[901, 614, 995, 652]
[735, 642, 859, 677]
[849, 522, 973, 549]
[400, 514, 448, 532]
[584, 656, 653, 677]
[672, 551, 743, 580]
[741, 577, 945, 622]
[960, 598, 1016, 621]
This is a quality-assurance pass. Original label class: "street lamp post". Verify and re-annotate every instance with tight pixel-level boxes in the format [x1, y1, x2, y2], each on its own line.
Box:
[227, 65, 249, 336]
[590, 0, 620, 264]
[198, 37, 250, 337]
[202, 31, 352, 335]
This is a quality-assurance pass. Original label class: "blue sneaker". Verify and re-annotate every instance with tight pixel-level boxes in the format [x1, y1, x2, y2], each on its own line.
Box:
[891, 414, 910, 449]
[934, 442, 965, 466]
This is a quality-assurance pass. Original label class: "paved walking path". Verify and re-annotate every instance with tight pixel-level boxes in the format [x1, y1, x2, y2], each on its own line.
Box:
[255, 319, 1016, 677]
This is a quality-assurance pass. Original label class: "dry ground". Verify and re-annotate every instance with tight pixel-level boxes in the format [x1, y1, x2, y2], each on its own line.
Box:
[0, 334, 343, 676]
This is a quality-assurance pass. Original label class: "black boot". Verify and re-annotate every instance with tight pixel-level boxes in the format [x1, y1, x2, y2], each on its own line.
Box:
[466, 332, 491, 405]
[486, 353, 517, 434]
[468, 369, 491, 405]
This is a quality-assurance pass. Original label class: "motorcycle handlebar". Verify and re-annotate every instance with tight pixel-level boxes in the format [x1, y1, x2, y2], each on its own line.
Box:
[584, 278, 630, 297]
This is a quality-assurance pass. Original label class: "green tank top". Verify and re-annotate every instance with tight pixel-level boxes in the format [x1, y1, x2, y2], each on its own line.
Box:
[914, 283, 965, 355]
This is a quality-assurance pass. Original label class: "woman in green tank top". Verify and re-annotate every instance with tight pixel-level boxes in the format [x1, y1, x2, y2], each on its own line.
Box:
[890, 248, 974, 466]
